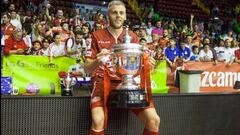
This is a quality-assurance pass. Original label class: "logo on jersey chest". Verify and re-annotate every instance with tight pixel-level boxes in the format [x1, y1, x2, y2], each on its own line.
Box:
[98, 40, 111, 44]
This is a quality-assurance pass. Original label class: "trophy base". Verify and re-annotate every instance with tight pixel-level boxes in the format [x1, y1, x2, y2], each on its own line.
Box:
[108, 89, 149, 108]
[61, 90, 73, 96]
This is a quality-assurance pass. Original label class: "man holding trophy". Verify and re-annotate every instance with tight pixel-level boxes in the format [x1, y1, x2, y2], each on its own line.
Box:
[84, 1, 160, 135]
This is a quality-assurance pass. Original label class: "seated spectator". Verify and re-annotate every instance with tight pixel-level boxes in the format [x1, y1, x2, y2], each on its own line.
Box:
[10, 10, 22, 30]
[164, 38, 179, 67]
[139, 27, 152, 43]
[214, 38, 225, 61]
[48, 32, 66, 57]
[159, 28, 169, 49]
[221, 39, 235, 65]
[1, 12, 16, 40]
[234, 48, 240, 63]
[145, 20, 154, 36]
[66, 31, 86, 58]
[190, 45, 199, 61]
[223, 29, 234, 42]
[199, 44, 213, 62]
[82, 23, 91, 39]
[39, 38, 50, 56]
[146, 34, 160, 56]
[4, 29, 28, 55]
[31, 40, 42, 55]
[154, 46, 164, 61]
[178, 42, 191, 62]
[185, 35, 193, 50]
[152, 20, 163, 37]
[139, 38, 147, 47]
[231, 38, 239, 52]
[51, 22, 74, 42]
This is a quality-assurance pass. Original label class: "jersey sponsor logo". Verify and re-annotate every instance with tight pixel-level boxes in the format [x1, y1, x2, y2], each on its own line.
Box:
[98, 40, 110, 44]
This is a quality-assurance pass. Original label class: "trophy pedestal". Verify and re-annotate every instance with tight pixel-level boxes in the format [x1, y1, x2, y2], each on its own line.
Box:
[61, 89, 73, 96]
[108, 89, 149, 108]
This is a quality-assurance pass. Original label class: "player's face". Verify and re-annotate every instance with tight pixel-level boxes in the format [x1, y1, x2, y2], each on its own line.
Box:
[108, 5, 126, 29]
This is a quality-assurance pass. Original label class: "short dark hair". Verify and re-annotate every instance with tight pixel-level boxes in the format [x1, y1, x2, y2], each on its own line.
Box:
[192, 45, 199, 51]
[139, 38, 147, 42]
[2, 12, 10, 18]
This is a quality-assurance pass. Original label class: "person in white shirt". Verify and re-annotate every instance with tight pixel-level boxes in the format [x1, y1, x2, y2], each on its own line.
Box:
[221, 39, 235, 64]
[48, 33, 66, 57]
[10, 10, 22, 30]
[199, 44, 213, 62]
[39, 38, 50, 56]
[66, 31, 86, 59]
[214, 39, 225, 61]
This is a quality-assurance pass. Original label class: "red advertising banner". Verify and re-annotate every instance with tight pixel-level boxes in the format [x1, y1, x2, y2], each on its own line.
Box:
[184, 62, 240, 93]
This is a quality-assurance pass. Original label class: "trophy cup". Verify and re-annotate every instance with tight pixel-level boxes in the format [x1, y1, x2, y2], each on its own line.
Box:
[60, 73, 77, 96]
[108, 27, 149, 108]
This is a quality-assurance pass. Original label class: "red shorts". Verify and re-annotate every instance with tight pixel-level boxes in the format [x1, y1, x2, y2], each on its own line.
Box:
[91, 79, 155, 116]
[91, 99, 154, 116]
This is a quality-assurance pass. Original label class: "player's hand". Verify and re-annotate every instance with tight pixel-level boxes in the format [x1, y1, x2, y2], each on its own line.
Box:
[96, 49, 111, 64]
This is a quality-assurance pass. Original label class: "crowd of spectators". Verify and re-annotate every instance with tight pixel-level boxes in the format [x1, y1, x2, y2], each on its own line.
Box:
[1, 1, 240, 71]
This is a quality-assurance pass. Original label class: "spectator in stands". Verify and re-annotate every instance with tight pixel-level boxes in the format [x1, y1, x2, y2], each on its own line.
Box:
[31, 40, 42, 55]
[234, 48, 240, 63]
[66, 31, 86, 59]
[139, 27, 152, 43]
[39, 38, 50, 56]
[178, 42, 191, 62]
[32, 23, 45, 42]
[22, 23, 32, 49]
[145, 20, 154, 36]
[159, 28, 169, 49]
[146, 34, 160, 56]
[152, 20, 163, 37]
[190, 45, 199, 61]
[84, 1, 160, 134]
[154, 46, 164, 61]
[46, 4, 66, 27]
[202, 37, 217, 62]
[231, 38, 239, 52]
[214, 38, 225, 61]
[220, 39, 235, 65]
[190, 14, 202, 46]
[1, 12, 16, 40]
[223, 29, 234, 42]
[82, 23, 91, 39]
[199, 44, 213, 62]
[139, 38, 147, 47]
[8, 3, 16, 11]
[73, 25, 82, 33]
[10, 10, 22, 30]
[164, 38, 179, 68]
[4, 28, 28, 55]
[48, 32, 66, 57]
[185, 35, 193, 50]
[51, 22, 74, 42]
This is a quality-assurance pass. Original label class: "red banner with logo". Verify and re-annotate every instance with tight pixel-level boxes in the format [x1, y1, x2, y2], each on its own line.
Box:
[184, 62, 240, 93]
[166, 62, 240, 93]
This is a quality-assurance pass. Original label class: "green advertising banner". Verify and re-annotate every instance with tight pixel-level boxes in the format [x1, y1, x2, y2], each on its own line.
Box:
[2, 55, 76, 95]
[151, 61, 169, 94]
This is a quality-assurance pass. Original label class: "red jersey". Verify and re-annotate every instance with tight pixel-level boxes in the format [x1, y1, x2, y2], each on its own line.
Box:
[86, 28, 138, 80]
[235, 49, 240, 60]
[1, 23, 16, 39]
[4, 36, 28, 55]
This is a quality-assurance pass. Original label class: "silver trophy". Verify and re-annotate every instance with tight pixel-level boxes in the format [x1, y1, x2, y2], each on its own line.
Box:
[60, 73, 77, 96]
[108, 27, 149, 108]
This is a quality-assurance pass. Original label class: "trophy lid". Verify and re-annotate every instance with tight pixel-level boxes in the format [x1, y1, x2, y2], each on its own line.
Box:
[112, 26, 143, 55]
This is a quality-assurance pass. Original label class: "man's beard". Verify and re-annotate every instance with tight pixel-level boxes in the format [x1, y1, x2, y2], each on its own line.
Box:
[109, 20, 123, 29]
